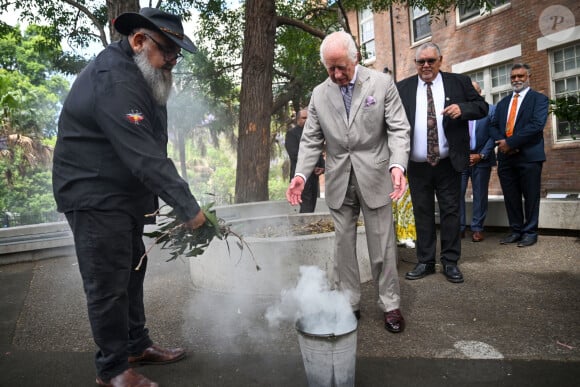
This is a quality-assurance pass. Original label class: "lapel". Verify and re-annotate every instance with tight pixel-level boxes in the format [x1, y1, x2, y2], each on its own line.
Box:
[328, 79, 347, 124]
[497, 97, 510, 129]
[348, 66, 371, 126]
[401, 76, 418, 128]
[514, 90, 533, 128]
[441, 72, 452, 108]
[327, 65, 372, 127]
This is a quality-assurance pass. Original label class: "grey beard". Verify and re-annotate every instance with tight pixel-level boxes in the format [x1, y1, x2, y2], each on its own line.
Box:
[512, 81, 529, 93]
[134, 49, 173, 105]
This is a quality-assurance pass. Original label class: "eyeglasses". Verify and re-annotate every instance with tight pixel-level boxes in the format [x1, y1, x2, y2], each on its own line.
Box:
[143, 33, 183, 63]
[326, 65, 348, 73]
[416, 58, 438, 66]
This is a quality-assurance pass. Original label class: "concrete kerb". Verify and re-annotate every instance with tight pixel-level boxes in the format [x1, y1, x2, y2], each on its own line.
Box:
[1, 198, 578, 266]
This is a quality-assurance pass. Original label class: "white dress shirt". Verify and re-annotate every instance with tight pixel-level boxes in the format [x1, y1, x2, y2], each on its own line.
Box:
[506, 86, 529, 127]
[411, 73, 450, 162]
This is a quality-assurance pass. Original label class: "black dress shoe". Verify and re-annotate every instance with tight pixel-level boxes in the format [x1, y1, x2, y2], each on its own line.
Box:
[405, 263, 435, 280]
[499, 233, 522, 244]
[517, 236, 537, 247]
[442, 265, 464, 283]
[384, 309, 405, 333]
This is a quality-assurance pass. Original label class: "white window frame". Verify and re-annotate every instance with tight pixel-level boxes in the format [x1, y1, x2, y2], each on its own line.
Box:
[466, 63, 512, 105]
[410, 6, 431, 44]
[453, 45, 521, 105]
[549, 42, 580, 143]
[358, 8, 375, 61]
[457, 0, 510, 25]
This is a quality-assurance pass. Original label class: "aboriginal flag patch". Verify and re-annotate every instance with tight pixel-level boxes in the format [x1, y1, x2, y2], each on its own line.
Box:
[125, 111, 144, 124]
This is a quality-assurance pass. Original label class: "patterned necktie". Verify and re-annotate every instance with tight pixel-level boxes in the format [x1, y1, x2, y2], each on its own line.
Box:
[426, 82, 440, 166]
[506, 93, 519, 137]
[341, 83, 354, 117]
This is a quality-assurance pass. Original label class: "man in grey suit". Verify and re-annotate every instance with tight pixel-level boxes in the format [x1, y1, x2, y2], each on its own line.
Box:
[286, 31, 411, 333]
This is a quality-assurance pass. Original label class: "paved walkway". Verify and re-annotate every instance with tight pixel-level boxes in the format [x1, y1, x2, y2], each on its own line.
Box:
[1, 230, 579, 386]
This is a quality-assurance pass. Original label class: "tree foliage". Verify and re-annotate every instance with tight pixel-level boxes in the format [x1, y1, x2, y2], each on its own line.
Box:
[0, 23, 71, 192]
[0, 0, 495, 206]
[0, 24, 73, 137]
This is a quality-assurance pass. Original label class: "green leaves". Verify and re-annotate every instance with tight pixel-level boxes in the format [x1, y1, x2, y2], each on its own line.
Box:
[138, 203, 260, 271]
[550, 94, 580, 140]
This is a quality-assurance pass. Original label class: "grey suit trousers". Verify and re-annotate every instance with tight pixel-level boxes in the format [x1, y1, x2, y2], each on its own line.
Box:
[329, 170, 401, 312]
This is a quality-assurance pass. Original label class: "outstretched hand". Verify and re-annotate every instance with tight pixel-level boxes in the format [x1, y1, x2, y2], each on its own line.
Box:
[286, 176, 305, 206]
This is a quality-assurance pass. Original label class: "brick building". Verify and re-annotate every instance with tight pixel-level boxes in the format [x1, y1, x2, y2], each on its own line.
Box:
[346, 0, 580, 196]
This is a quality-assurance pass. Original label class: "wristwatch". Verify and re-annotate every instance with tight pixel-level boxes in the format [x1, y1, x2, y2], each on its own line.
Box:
[479, 153, 487, 160]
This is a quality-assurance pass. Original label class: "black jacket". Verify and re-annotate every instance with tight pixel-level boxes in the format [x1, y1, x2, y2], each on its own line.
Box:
[53, 38, 200, 222]
[396, 72, 488, 172]
[285, 124, 325, 181]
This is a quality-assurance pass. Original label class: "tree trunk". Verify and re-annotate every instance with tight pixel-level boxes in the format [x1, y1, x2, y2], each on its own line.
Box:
[235, 0, 276, 203]
[107, 0, 140, 43]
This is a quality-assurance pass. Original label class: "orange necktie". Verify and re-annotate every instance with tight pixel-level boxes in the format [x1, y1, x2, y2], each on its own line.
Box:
[506, 93, 519, 137]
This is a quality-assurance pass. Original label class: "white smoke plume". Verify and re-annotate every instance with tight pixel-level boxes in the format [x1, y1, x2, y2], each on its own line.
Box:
[265, 265, 356, 336]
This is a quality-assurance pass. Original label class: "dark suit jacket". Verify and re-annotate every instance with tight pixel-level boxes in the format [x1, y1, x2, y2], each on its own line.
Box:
[396, 72, 489, 172]
[285, 124, 324, 181]
[489, 88, 549, 163]
[472, 104, 497, 168]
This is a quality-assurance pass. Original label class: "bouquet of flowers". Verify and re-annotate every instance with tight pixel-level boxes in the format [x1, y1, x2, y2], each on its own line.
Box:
[136, 203, 259, 271]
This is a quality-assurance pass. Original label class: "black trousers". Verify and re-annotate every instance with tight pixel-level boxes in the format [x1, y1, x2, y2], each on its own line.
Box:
[300, 174, 320, 213]
[497, 159, 543, 238]
[408, 158, 462, 265]
[65, 210, 153, 381]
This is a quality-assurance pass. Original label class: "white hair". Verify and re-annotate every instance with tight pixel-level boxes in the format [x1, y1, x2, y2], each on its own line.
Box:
[319, 31, 358, 67]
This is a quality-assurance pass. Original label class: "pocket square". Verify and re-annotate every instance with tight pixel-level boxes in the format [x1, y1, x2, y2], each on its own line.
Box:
[365, 96, 376, 107]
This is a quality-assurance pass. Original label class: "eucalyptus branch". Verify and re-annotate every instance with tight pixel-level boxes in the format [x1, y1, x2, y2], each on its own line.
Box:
[137, 203, 261, 272]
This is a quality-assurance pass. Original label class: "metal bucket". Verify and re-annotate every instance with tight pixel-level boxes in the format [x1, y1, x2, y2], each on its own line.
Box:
[296, 317, 357, 387]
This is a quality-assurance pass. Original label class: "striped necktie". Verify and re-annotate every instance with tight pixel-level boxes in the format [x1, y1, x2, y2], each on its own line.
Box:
[341, 83, 354, 117]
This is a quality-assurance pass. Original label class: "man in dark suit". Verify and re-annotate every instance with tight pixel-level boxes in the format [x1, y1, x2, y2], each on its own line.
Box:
[285, 108, 325, 213]
[460, 81, 497, 242]
[490, 63, 549, 248]
[396, 42, 488, 283]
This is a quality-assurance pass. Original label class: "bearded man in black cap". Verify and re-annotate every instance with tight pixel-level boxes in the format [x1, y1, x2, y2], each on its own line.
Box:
[53, 8, 203, 387]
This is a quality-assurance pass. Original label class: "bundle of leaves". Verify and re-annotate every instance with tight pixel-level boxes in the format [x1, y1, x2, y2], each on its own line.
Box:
[137, 203, 259, 271]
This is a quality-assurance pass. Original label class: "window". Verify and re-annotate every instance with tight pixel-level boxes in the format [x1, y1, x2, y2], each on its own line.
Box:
[411, 7, 431, 43]
[466, 63, 513, 104]
[458, 0, 509, 23]
[490, 63, 513, 103]
[359, 8, 375, 61]
[469, 70, 484, 91]
[551, 43, 580, 141]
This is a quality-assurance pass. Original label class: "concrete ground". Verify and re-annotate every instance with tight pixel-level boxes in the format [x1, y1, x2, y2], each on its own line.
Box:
[1, 229, 579, 386]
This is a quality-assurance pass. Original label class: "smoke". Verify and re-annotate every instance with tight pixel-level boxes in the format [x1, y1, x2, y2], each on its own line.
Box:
[266, 265, 356, 336]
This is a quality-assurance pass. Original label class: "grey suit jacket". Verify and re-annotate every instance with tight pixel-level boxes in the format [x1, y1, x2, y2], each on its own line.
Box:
[296, 65, 411, 210]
